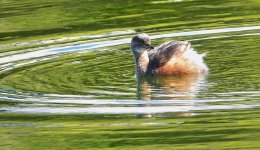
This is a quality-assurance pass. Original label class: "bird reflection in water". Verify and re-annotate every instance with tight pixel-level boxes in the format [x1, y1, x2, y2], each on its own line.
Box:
[136, 74, 208, 118]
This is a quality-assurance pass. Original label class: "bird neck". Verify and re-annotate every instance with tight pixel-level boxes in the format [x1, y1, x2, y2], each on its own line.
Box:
[132, 50, 149, 76]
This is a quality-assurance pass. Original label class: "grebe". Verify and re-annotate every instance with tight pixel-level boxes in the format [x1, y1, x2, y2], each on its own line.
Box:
[131, 33, 208, 76]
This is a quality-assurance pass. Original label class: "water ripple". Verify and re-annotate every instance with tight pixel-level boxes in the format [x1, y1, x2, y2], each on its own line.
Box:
[1, 26, 260, 65]
[2, 104, 260, 114]
[1, 25, 260, 115]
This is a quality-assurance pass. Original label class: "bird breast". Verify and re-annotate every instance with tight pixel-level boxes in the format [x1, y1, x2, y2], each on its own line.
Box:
[138, 51, 149, 74]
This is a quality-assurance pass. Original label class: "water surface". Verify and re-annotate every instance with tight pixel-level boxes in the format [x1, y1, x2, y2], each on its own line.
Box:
[1, 0, 260, 149]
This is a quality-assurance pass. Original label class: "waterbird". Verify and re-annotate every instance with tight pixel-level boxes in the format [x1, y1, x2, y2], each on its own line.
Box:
[131, 33, 208, 76]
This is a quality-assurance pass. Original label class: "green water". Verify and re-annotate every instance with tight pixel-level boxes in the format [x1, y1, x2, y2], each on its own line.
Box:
[1, 0, 260, 149]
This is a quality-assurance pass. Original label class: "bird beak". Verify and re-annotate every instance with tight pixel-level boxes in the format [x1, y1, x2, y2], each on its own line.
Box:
[145, 44, 154, 49]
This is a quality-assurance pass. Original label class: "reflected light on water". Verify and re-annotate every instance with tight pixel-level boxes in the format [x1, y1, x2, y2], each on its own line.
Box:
[1, 26, 260, 65]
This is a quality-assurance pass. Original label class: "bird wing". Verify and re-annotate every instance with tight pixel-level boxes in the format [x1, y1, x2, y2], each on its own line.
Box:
[148, 41, 182, 70]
